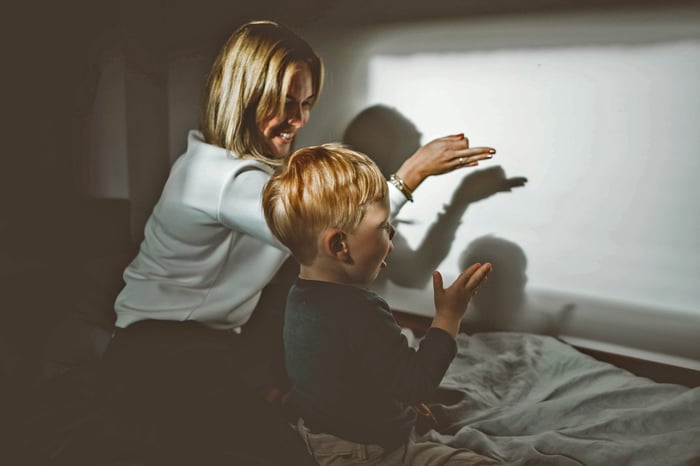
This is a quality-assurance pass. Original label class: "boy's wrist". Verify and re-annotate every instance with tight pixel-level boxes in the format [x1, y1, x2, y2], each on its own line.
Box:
[430, 314, 461, 339]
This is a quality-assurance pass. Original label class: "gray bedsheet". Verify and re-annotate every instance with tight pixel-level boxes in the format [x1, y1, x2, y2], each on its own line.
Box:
[417, 332, 700, 466]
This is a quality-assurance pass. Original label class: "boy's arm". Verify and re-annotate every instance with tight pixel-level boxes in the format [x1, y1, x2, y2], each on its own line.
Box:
[362, 263, 491, 404]
[362, 307, 457, 405]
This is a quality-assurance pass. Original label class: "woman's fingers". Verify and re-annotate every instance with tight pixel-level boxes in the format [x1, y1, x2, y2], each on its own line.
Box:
[451, 146, 496, 167]
[446, 133, 469, 147]
[455, 146, 496, 157]
[417, 135, 495, 175]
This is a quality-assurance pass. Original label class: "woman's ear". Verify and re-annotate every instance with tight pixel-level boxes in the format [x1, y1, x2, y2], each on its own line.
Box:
[323, 229, 350, 261]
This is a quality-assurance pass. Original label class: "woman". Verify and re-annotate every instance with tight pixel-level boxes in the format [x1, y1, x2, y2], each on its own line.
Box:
[101, 20, 496, 465]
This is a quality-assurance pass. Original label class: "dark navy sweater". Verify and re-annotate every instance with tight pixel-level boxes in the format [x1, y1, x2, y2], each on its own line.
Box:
[283, 278, 457, 449]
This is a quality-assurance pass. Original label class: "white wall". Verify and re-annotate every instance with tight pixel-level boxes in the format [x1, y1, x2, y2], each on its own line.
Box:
[298, 5, 700, 367]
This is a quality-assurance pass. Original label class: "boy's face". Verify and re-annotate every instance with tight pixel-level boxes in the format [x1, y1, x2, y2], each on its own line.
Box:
[344, 198, 395, 285]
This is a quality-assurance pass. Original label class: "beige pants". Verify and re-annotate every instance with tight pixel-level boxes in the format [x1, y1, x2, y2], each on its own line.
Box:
[293, 419, 501, 466]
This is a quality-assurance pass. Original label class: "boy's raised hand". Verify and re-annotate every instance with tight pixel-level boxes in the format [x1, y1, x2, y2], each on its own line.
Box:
[431, 263, 492, 338]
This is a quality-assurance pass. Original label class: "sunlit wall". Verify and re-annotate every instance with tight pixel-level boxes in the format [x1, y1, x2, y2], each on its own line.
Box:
[299, 5, 700, 364]
[368, 41, 700, 314]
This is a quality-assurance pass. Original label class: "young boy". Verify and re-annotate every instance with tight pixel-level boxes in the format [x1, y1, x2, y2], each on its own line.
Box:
[263, 144, 499, 465]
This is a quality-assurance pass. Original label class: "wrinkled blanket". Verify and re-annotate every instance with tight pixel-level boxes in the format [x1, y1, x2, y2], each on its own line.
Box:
[417, 332, 700, 466]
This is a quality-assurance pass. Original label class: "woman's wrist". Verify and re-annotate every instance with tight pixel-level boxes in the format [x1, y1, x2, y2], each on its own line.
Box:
[389, 173, 414, 202]
[394, 159, 426, 195]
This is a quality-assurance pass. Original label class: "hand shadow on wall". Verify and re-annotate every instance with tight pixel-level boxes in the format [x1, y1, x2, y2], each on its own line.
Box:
[458, 235, 575, 336]
[343, 104, 527, 289]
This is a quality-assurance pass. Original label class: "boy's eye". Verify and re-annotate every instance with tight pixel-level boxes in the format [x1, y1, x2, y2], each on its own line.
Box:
[384, 223, 396, 239]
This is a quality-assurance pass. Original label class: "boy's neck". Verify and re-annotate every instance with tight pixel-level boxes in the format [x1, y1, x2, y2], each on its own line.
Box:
[299, 264, 359, 287]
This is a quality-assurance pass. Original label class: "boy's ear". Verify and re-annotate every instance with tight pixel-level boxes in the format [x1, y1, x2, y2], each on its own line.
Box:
[323, 229, 349, 261]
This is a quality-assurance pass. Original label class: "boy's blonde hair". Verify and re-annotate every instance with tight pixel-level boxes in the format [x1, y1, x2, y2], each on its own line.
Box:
[200, 20, 323, 167]
[263, 144, 388, 264]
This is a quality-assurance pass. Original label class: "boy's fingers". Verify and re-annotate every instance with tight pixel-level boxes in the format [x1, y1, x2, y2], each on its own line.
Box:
[465, 263, 492, 290]
[472, 275, 489, 294]
[455, 263, 482, 286]
[432, 271, 444, 293]
[462, 263, 482, 278]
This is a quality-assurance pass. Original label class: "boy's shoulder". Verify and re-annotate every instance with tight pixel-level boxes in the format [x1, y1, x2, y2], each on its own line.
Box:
[291, 279, 391, 315]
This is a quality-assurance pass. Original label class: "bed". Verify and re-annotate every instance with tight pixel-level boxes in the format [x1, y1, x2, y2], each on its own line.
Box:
[410, 331, 700, 466]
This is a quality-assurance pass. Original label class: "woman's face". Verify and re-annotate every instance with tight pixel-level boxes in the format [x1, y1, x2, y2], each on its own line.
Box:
[260, 63, 315, 158]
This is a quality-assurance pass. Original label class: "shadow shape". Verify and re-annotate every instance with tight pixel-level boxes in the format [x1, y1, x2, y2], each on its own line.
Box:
[458, 235, 575, 336]
[343, 104, 422, 177]
[343, 104, 527, 289]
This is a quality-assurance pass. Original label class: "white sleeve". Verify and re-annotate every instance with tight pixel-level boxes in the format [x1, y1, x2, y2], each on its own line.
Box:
[388, 181, 409, 221]
[217, 167, 289, 252]
[217, 171, 407, 246]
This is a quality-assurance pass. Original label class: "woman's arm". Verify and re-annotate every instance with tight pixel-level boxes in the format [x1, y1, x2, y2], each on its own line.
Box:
[394, 133, 496, 193]
[218, 167, 289, 251]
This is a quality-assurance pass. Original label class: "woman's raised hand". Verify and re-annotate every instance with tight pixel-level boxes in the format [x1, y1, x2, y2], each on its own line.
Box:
[394, 134, 496, 192]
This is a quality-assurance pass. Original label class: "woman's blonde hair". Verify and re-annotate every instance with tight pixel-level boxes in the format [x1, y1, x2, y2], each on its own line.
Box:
[263, 143, 388, 264]
[200, 20, 323, 166]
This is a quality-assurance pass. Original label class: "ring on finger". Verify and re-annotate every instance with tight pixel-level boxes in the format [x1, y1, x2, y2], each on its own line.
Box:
[459, 157, 465, 165]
